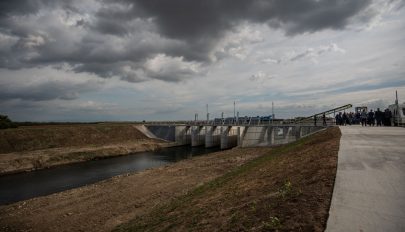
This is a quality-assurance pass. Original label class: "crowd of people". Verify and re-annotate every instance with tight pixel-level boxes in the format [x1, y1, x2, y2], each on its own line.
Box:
[335, 108, 393, 126]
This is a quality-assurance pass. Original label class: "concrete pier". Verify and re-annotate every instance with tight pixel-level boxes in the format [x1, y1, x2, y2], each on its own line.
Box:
[220, 126, 238, 149]
[191, 126, 205, 147]
[175, 125, 191, 145]
[205, 126, 221, 148]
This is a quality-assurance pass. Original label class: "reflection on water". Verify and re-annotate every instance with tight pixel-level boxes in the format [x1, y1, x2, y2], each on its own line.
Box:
[0, 146, 220, 205]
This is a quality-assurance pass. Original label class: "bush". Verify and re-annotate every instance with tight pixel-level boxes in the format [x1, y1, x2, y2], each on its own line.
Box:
[0, 114, 18, 129]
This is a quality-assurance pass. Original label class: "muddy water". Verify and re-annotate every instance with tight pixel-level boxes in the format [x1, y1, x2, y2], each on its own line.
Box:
[0, 146, 220, 205]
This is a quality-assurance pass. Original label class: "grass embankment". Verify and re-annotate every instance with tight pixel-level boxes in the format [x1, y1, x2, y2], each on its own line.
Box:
[0, 124, 148, 153]
[116, 127, 341, 232]
[0, 124, 168, 174]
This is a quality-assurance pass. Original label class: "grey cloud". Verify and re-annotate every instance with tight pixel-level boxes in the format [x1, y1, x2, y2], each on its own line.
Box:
[0, 0, 398, 83]
[0, 0, 77, 28]
[290, 50, 314, 62]
[0, 0, 59, 18]
[73, 62, 147, 83]
[249, 71, 273, 83]
[285, 72, 405, 99]
[142, 54, 203, 82]
[129, 0, 374, 38]
[0, 69, 103, 102]
[359, 99, 390, 110]
[262, 58, 281, 64]
[88, 3, 143, 36]
[0, 81, 96, 101]
[90, 18, 129, 36]
[104, 0, 376, 62]
[289, 43, 346, 62]
[1, 99, 120, 122]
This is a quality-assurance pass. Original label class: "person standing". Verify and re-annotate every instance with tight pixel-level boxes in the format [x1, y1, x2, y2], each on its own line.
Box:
[355, 111, 361, 124]
[322, 113, 327, 126]
[384, 109, 392, 126]
[336, 112, 343, 126]
[335, 113, 341, 125]
[384, 109, 389, 126]
[342, 112, 348, 126]
[375, 108, 383, 126]
[348, 112, 353, 125]
[368, 109, 375, 126]
[314, 115, 317, 126]
[361, 109, 367, 126]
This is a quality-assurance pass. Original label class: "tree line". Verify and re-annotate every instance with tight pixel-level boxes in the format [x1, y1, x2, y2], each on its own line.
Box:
[0, 115, 18, 129]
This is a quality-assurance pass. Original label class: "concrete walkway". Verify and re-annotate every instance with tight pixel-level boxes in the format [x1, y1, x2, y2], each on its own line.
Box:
[326, 126, 405, 232]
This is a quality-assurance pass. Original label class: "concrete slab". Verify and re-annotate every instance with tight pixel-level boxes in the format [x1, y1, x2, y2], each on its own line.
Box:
[326, 126, 405, 232]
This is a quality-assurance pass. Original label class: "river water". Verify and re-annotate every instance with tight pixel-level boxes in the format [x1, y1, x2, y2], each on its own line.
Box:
[0, 146, 220, 205]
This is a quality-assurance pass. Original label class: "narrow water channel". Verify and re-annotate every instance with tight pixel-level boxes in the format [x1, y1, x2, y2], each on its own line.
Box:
[0, 146, 220, 205]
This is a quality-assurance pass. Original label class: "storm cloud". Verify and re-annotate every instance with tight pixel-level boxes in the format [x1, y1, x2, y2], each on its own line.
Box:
[0, 0, 396, 83]
[129, 0, 371, 38]
[0, 67, 104, 102]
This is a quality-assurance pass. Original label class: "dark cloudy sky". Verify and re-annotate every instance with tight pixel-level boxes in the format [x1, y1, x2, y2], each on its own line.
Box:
[1, 0, 404, 121]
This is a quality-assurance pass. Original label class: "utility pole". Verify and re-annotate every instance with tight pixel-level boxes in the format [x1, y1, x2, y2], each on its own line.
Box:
[233, 101, 236, 124]
[396, 90, 399, 126]
[272, 101, 275, 124]
[206, 104, 209, 123]
[396, 90, 399, 105]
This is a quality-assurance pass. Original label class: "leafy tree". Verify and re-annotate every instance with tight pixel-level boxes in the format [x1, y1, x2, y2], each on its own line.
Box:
[0, 114, 18, 129]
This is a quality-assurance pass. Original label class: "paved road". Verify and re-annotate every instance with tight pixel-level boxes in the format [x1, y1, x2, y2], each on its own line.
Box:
[326, 126, 405, 232]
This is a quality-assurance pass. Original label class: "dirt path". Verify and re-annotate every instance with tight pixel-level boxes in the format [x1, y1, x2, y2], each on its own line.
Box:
[0, 147, 269, 231]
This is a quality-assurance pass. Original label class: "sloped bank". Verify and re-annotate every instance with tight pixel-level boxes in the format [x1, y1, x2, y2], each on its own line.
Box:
[0, 127, 340, 232]
[0, 145, 268, 231]
[0, 124, 172, 175]
[116, 127, 341, 232]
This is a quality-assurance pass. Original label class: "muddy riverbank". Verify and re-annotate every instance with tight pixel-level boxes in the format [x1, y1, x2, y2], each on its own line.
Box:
[0, 146, 266, 231]
[0, 124, 171, 175]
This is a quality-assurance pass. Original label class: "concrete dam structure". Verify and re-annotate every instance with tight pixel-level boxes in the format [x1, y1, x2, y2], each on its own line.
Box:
[139, 124, 325, 149]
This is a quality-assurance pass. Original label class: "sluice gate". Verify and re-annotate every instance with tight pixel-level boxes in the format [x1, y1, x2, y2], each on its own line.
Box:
[140, 124, 326, 149]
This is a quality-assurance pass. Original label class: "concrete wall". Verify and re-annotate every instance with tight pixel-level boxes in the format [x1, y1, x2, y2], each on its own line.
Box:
[239, 125, 325, 148]
[205, 126, 221, 148]
[145, 125, 191, 145]
[134, 125, 159, 139]
[240, 126, 268, 147]
[145, 125, 176, 141]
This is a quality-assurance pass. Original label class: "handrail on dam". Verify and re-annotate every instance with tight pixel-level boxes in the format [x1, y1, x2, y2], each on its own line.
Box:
[295, 104, 353, 124]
